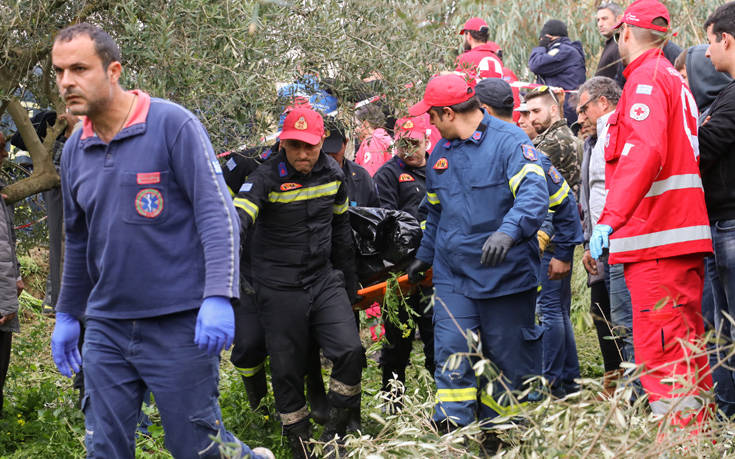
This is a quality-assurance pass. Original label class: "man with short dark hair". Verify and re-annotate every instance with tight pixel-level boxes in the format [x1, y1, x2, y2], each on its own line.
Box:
[595, 2, 625, 84]
[590, 0, 713, 429]
[234, 107, 364, 457]
[456, 17, 504, 80]
[477, 78, 584, 397]
[405, 73, 548, 453]
[49, 22, 271, 458]
[528, 19, 586, 125]
[525, 87, 582, 193]
[700, 0, 735, 418]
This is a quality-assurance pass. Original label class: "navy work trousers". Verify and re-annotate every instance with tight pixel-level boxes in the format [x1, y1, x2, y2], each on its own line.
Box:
[82, 309, 253, 459]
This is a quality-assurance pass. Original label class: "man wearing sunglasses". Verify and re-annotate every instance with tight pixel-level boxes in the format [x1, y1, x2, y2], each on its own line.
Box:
[590, 0, 713, 430]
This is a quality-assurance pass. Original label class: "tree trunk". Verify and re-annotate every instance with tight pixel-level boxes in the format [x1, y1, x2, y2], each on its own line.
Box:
[3, 97, 61, 204]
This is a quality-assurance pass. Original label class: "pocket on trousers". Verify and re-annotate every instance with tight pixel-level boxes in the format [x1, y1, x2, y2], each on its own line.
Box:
[189, 406, 222, 457]
[521, 324, 544, 341]
[716, 219, 735, 232]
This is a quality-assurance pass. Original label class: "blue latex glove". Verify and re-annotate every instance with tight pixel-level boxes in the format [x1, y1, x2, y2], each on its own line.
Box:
[51, 312, 82, 378]
[194, 296, 234, 356]
[590, 224, 613, 260]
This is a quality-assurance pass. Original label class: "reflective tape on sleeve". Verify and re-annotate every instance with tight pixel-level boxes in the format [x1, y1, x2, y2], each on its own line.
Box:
[509, 164, 545, 197]
[333, 196, 349, 215]
[549, 180, 570, 207]
[610, 225, 711, 254]
[644, 174, 703, 198]
[233, 197, 259, 221]
[426, 192, 440, 206]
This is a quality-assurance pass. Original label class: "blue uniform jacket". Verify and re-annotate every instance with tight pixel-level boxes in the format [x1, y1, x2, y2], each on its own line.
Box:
[416, 113, 549, 299]
[56, 91, 240, 319]
[537, 154, 583, 262]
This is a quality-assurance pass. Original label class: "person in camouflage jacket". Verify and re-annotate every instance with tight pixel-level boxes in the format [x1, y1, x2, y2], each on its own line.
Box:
[524, 87, 582, 195]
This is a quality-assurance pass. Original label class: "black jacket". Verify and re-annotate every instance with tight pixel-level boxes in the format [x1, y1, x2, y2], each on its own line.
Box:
[595, 36, 625, 88]
[373, 156, 427, 221]
[698, 80, 735, 222]
[233, 151, 356, 289]
[342, 159, 379, 207]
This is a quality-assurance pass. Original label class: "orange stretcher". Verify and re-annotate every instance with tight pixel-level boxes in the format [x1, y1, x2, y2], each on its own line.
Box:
[353, 269, 433, 311]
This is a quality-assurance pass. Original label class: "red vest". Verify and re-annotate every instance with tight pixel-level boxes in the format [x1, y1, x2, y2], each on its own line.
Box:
[455, 44, 504, 79]
[598, 49, 712, 263]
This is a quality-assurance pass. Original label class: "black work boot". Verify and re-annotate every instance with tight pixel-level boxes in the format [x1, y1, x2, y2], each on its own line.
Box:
[345, 405, 361, 434]
[241, 371, 269, 416]
[306, 367, 329, 425]
[285, 420, 313, 459]
[481, 429, 508, 457]
[319, 405, 351, 458]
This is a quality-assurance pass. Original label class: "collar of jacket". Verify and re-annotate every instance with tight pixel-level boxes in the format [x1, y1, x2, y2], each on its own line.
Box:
[80, 90, 151, 149]
[622, 48, 665, 80]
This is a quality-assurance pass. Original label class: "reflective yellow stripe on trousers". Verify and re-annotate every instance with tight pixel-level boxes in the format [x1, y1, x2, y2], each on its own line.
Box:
[436, 387, 477, 403]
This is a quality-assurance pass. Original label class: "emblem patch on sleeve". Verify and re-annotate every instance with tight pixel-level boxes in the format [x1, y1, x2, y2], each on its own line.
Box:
[433, 158, 449, 170]
[630, 103, 650, 121]
[548, 166, 562, 184]
[239, 182, 253, 192]
[135, 188, 164, 218]
[211, 159, 223, 174]
[522, 144, 538, 161]
[399, 173, 415, 182]
[226, 158, 237, 171]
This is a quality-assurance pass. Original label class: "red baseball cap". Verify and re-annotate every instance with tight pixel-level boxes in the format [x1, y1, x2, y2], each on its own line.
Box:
[460, 17, 488, 35]
[614, 0, 670, 33]
[408, 74, 476, 117]
[394, 114, 430, 140]
[279, 108, 324, 145]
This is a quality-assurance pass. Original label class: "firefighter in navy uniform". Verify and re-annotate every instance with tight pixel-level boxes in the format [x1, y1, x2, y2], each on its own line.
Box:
[222, 144, 331, 425]
[233, 108, 363, 458]
[373, 114, 435, 399]
[405, 74, 548, 453]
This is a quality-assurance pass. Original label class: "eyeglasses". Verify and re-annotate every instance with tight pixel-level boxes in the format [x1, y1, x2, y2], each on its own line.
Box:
[535, 85, 561, 106]
[577, 96, 599, 116]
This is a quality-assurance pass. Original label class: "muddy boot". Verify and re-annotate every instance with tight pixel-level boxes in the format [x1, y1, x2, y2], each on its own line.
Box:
[242, 371, 269, 416]
[602, 369, 624, 397]
[319, 406, 351, 457]
[285, 420, 313, 459]
[306, 366, 329, 425]
[481, 430, 508, 457]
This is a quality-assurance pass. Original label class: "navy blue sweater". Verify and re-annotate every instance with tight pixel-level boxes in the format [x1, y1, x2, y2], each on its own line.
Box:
[56, 91, 240, 319]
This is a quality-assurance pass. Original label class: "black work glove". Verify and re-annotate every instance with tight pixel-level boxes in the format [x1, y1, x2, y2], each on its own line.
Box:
[481, 232, 514, 266]
[343, 270, 362, 305]
[406, 259, 432, 284]
[539, 35, 552, 48]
